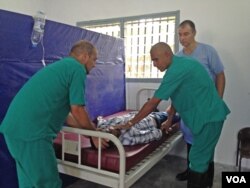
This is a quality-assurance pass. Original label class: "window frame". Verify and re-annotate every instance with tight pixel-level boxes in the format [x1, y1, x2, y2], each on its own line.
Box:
[77, 10, 180, 83]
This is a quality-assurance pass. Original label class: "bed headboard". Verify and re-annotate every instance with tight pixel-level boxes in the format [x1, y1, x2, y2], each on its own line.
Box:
[0, 9, 126, 122]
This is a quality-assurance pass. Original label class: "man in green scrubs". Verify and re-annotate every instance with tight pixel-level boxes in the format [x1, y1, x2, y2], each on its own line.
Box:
[116, 42, 230, 188]
[0, 40, 109, 188]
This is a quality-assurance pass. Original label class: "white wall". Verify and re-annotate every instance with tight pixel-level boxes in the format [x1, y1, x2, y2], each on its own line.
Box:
[1, 0, 250, 168]
[0, 0, 45, 17]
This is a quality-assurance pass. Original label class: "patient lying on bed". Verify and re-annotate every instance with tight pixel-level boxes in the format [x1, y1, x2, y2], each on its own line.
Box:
[96, 111, 180, 146]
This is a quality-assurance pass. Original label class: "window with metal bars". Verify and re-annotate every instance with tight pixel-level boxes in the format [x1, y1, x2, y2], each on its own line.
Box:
[77, 11, 180, 80]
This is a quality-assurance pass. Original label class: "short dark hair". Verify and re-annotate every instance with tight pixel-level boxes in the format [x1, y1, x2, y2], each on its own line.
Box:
[179, 20, 196, 32]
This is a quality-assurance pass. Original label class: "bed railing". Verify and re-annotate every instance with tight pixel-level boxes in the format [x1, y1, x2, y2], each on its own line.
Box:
[57, 127, 127, 188]
[56, 126, 182, 188]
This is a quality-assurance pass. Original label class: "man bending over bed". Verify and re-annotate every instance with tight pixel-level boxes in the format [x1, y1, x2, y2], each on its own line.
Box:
[0, 40, 109, 188]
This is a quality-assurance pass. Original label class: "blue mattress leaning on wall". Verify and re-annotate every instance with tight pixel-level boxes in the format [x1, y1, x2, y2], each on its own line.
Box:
[0, 9, 125, 188]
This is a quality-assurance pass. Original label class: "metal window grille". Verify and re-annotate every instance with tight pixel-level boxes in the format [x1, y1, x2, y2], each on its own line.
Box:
[77, 11, 179, 79]
[84, 22, 121, 38]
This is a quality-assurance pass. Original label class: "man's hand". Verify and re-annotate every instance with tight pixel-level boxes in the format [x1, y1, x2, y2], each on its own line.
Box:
[91, 136, 110, 149]
[109, 126, 121, 137]
[161, 119, 173, 134]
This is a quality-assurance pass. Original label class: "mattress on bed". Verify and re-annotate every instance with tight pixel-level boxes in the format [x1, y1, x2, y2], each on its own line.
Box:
[53, 111, 180, 173]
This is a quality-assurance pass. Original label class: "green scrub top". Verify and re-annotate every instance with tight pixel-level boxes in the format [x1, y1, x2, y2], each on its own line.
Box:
[0, 57, 86, 141]
[154, 56, 230, 135]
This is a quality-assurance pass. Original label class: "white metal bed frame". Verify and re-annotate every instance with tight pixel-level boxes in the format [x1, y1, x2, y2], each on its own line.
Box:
[56, 88, 183, 188]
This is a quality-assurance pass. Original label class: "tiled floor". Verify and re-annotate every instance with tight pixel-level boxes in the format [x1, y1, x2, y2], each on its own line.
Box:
[62, 155, 246, 188]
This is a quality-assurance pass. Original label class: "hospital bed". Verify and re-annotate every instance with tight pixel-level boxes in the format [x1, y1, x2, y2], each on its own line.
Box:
[53, 88, 183, 188]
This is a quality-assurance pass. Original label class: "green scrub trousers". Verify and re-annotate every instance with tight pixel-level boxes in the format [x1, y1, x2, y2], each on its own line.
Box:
[189, 121, 224, 173]
[5, 136, 62, 188]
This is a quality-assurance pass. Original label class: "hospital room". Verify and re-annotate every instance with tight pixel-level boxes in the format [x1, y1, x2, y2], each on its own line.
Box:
[0, 0, 249, 188]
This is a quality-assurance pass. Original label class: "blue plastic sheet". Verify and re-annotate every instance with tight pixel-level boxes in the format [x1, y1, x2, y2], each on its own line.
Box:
[0, 9, 126, 122]
[0, 9, 125, 187]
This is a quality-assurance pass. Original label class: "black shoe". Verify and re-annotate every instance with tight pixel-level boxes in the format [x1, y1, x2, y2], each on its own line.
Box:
[187, 169, 208, 188]
[176, 169, 188, 181]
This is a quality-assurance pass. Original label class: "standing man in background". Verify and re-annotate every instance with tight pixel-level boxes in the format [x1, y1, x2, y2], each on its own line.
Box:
[0, 40, 109, 188]
[175, 20, 226, 187]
